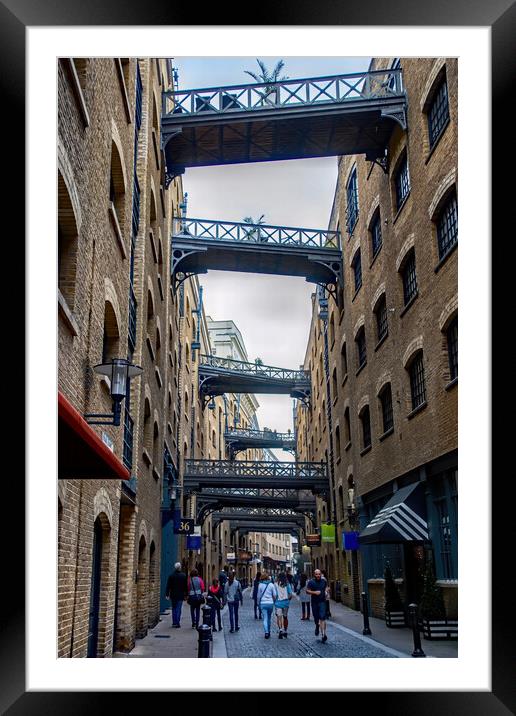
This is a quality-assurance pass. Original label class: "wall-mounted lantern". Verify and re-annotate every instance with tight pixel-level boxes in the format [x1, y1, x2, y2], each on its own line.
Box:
[85, 358, 143, 426]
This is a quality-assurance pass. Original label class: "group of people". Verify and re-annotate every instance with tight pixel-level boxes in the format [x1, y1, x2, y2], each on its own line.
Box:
[165, 563, 332, 643]
[164, 563, 243, 633]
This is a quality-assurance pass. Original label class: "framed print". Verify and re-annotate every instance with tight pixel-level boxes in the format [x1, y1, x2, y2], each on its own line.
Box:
[8, 0, 510, 710]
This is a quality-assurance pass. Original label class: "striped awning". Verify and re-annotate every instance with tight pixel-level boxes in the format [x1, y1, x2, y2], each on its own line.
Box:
[359, 482, 429, 545]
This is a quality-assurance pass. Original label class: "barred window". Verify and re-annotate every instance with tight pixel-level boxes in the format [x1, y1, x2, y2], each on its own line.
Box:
[402, 250, 418, 305]
[344, 407, 351, 444]
[352, 249, 362, 293]
[437, 192, 458, 260]
[360, 406, 371, 450]
[341, 342, 348, 378]
[428, 77, 450, 148]
[375, 295, 388, 342]
[379, 384, 394, 433]
[356, 327, 367, 369]
[409, 352, 426, 410]
[346, 168, 359, 235]
[447, 316, 458, 380]
[394, 152, 410, 210]
[371, 211, 382, 257]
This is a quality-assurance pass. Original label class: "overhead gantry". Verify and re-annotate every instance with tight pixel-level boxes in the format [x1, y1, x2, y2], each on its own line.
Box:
[225, 427, 296, 460]
[170, 217, 342, 303]
[198, 355, 311, 409]
[211, 507, 307, 531]
[161, 68, 407, 180]
[194, 488, 317, 525]
[184, 459, 328, 494]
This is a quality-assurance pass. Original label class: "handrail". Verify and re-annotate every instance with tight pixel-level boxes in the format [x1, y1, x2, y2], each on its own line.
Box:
[173, 217, 340, 250]
[184, 459, 326, 479]
[225, 427, 295, 442]
[162, 69, 404, 117]
[200, 354, 309, 383]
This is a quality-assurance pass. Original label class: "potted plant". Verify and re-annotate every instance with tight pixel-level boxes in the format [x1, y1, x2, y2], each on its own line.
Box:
[384, 565, 405, 627]
[418, 561, 457, 640]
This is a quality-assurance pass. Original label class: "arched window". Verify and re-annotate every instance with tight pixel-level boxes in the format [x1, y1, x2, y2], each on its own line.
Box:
[359, 405, 371, 451]
[329, 312, 335, 346]
[335, 425, 341, 460]
[407, 351, 427, 411]
[379, 383, 394, 434]
[143, 398, 152, 454]
[370, 208, 382, 259]
[352, 248, 362, 294]
[435, 189, 458, 261]
[374, 294, 388, 344]
[344, 407, 351, 445]
[425, 68, 450, 150]
[400, 248, 418, 307]
[446, 316, 458, 381]
[109, 141, 126, 233]
[355, 327, 367, 370]
[341, 342, 348, 379]
[102, 301, 120, 363]
[152, 421, 160, 468]
[58, 171, 79, 311]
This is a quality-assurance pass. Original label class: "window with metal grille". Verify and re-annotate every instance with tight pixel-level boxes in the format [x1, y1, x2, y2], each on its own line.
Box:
[371, 211, 382, 257]
[346, 168, 359, 235]
[402, 250, 418, 305]
[447, 316, 458, 380]
[356, 327, 367, 368]
[428, 77, 450, 148]
[379, 384, 394, 433]
[394, 153, 410, 210]
[360, 406, 371, 449]
[375, 295, 388, 342]
[409, 352, 426, 410]
[437, 192, 458, 260]
[352, 248, 362, 293]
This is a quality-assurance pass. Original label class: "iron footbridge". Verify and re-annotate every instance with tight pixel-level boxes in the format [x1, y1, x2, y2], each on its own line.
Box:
[211, 507, 308, 530]
[225, 427, 296, 459]
[196, 490, 316, 524]
[161, 69, 407, 179]
[184, 459, 328, 494]
[171, 217, 342, 301]
[198, 354, 311, 408]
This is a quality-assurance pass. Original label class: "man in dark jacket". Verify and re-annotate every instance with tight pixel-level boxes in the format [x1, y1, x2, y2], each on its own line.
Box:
[165, 562, 188, 627]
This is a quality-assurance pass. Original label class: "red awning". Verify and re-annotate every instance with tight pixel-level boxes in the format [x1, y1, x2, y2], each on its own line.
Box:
[58, 392, 130, 480]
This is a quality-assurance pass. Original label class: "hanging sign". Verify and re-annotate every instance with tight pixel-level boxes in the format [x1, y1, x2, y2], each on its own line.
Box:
[226, 552, 236, 562]
[238, 550, 252, 562]
[174, 517, 194, 535]
[343, 531, 360, 551]
[321, 523, 336, 543]
[305, 534, 321, 547]
[186, 533, 201, 550]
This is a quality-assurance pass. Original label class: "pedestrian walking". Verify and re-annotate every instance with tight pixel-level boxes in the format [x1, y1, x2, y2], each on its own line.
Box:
[187, 569, 205, 629]
[218, 567, 229, 605]
[322, 572, 332, 618]
[256, 571, 276, 639]
[274, 572, 293, 639]
[306, 568, 329, 643]
[297, 573, 311, 621]
[224, 571, 243, 633]
[252, 571, 263, 620]
[286, 568, 294, 587]
[206, 578, 223, 632]
[164, 562, 188, 628]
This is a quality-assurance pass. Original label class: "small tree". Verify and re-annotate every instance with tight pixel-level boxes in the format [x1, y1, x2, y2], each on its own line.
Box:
[384, 565, 403, 612]
[243, 214, 266, 242]
[419, 560, 446, 620]
[254, 357, 264, 366]
[244, 59, 289, 102]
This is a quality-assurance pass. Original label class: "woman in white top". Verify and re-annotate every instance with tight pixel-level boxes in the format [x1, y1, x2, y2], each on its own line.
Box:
[256, 571, 276, 639]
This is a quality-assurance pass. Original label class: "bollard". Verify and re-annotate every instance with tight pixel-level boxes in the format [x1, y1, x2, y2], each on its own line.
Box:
[197, 623, 212, 658]
[361, 591, 372, 635]
[408, 603, 426, 657]
[201, 604, 213, 640]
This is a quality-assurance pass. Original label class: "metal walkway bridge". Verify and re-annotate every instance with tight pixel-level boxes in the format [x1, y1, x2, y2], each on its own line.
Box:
[225, 427, 296, 460]
[196, 490, 316, 524]
[199, 355, 311, 407]
[184, 459, 328, 494]
[171, 217, 342, 299]
[162, 69, 407, 180]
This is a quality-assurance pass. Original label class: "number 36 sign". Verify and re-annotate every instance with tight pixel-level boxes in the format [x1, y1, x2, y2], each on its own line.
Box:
[174, 518, 194, 534]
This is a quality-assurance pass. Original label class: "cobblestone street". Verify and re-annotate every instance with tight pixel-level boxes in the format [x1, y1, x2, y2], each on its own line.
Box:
[220, 591, 402, 658]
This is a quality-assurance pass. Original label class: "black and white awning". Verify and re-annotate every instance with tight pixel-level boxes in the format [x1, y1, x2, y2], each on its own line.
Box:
[359, 482, 429, 545]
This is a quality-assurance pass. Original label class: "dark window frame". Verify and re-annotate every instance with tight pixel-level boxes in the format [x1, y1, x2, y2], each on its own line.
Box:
[352, 248, 362, 294]
[428, 75, 450, 149]
[379, 383, 394, 433]
[402, 250, 418, 306]
[356, 327, 367, 369]
[394, 151, 411, 211]
[375, 295, 388, 342]
[370, 210, 383, 258]
[360, 406, 372, 450]
[436, 190, 458, 261]
[447, 316, 458, 380]
[346, 168, 359, 236]
[409, 352, 427, 411]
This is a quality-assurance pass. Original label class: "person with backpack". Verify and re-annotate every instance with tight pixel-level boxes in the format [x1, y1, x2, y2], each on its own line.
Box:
[206, 578, 223, 632]
[256, 571, 276, 639]
[224, 571, 243, 633]
[297, 573, 311, 621]
[274, 572, 293, 639]
[187, 568, 205, 629]
[252, 571, 263, 620]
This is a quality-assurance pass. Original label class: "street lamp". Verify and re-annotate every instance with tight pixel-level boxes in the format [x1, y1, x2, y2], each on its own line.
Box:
[85, 358, 143, 426]
[347, 486, 359, 528]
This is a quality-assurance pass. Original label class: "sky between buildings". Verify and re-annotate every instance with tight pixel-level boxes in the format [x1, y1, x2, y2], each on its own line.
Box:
[173, 57, 371, 454]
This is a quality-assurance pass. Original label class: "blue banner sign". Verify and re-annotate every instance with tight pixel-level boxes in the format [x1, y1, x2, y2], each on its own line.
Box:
[343, 531, 360, 551]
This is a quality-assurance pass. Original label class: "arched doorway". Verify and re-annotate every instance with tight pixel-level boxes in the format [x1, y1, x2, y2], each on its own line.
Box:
[87, 518, 104, 657]
[135, 535, 148, 639]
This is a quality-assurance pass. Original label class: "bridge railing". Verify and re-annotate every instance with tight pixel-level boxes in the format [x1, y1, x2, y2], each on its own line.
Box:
[225, 427, 296, 443]
[200, 354, 310, 383]
[184, 459, 326, 480]
[163, 69, 404, 118]
[173, 217, 340, 250]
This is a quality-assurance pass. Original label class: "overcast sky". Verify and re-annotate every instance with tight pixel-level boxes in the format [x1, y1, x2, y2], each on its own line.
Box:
[174, 57, 371, 454]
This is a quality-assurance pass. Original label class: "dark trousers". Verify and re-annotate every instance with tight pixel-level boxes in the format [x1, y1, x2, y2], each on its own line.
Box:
[301, 602, 310, 619]
[210, 605, 222, 630]
[190, 602, 201, 627]
[228, 601, 240, 630]
[253, 598, 262, 619]
[171, 599, 183, 626]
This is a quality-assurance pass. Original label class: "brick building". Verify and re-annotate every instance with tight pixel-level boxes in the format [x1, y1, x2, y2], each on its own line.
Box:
[296, 58, 458, 621]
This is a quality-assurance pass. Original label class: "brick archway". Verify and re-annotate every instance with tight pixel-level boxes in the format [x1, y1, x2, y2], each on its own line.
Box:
[135, 534, 149, 639]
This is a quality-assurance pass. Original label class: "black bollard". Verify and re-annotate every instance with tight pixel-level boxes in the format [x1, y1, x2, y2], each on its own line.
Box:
[201, 604, 213, 640]
[408, 603, 426, 657]
[361, 591, 372, 635]
[197, 623, 212, 658]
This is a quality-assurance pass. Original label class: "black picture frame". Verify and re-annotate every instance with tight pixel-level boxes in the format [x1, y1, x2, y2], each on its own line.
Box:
[9, 0, 509, 711]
